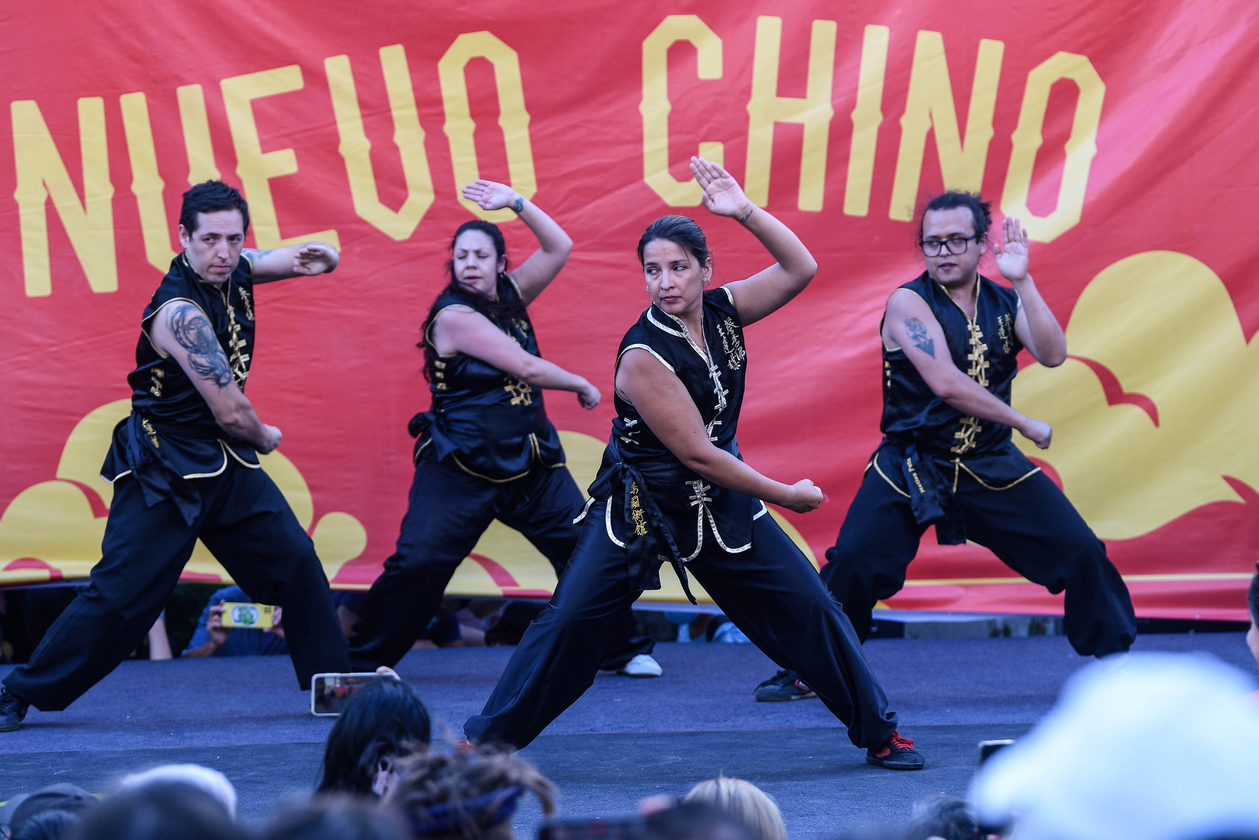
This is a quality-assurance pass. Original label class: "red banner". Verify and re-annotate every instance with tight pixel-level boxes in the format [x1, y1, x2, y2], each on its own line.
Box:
[1, 0, 1254, 619]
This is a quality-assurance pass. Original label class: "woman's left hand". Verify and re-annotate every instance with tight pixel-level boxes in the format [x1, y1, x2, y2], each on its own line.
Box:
[462, 180, 522, 212]
[577, 381, 601, 410]
[691, 157, 754, 220]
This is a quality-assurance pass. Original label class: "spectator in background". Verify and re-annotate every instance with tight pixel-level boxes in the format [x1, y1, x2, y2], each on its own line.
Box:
[641, 803, 757, 840]
[385, 744, 555, 840]
[117, 765, 237, 821]
[970, 653, 1259, 840]
[64, 782, 240, 840]
[317, 677, 431, 797]
[12, 811, 80, 840]
[682, 778, 786, 840]
[261, 796, 409, 840]
[181, 585, 287, 658]
[901, 795, 982, 840]
[0, 784, 95, 840]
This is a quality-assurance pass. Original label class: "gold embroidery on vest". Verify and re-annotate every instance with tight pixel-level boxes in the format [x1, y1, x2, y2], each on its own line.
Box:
[997, 313, 1014, 354]
[141, 417, 160, 449]
[238, 286, 255, 321]
[718, 318, 745, 370]
[220, 285, 249, 389]
[629, 481, 648, 536]
[504, 378, 533, 406]
[149, 368, 165, 397]
[951, 320, 989, 455]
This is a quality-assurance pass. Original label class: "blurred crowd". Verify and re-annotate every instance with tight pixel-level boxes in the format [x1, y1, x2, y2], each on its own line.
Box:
[1, 574, 1257, 840]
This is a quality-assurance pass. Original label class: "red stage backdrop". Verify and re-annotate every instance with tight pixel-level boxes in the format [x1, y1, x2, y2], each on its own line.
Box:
[1, 0, 1255, 619]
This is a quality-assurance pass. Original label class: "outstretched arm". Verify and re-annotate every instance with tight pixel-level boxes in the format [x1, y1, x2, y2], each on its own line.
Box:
[462, 181, 572, 305]
[884, 290, 1052, 449]
[149, 302, 283, 452]
[245, 241, 339, 284]
[432, 307, 599, 409]
[993, 217, 1067, 366]
[690, 157, 818, 326]
[615, 349, 822, 511]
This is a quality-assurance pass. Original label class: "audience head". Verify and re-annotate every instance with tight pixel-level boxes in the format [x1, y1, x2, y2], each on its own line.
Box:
[1, 784, 94, 840]
[63, 782, 239, 840]
[641, 802, 757, 840]
[682, 778, 786, 840]
[386, 744, 556, 840]
[317, 677, 431, 797]
[971, 653, 1259, 840]
[12, 810, 80, 840]
[902, 795, 981, 840]
[118, 764, 237, 820]
[261, 795, 410, 840]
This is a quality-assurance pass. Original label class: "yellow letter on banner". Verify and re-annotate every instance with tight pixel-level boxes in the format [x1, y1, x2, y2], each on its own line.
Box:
[438, 32, 536, 222]
[176, 84, 221, 185]
[120, 92, 177, 272]
[221, 66, 339, 249]
[12, 98, 117, 297]
[745, 17, 836, 211]
[889, 32, 1004, 221]
[843, 25, 889, 218]
[640, 15, 724, 207]
[1001, 52, 1104, 243]
[325, 45, 435, 241]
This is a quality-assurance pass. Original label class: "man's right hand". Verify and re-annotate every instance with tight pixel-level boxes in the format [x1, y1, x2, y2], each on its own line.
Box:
[782, 479, 824, 513]
[257, 425, 283, 454]
[1020, 418, 1053, 449]
[206, 604, 230, 650]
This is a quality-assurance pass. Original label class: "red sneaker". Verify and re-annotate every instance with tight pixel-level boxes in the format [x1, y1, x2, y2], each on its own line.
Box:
[866, 731, 924, 770]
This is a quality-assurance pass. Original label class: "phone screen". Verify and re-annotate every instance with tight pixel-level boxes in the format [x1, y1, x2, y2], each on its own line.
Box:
[310, 673, 392, 716]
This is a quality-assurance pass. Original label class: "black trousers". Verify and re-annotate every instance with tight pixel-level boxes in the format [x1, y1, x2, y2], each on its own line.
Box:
[4, 462, 350, 710]
[821, 467, 1137, 657]
[348, 457, 653, 670]
[465, 503, 898, 750]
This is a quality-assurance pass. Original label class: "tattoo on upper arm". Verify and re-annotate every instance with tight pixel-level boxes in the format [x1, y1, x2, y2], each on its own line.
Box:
[905, 318, 935, 357]
[244, 248, 274, 261]
[169, 304, 233, 388]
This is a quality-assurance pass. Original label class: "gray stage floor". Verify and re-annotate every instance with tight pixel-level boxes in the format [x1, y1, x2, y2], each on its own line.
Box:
[2, 633, 1254, 838]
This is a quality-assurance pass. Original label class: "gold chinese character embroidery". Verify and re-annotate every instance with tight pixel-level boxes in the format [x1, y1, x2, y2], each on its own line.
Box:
[718, 318, 745, 371]
[629, 481, 648, 536]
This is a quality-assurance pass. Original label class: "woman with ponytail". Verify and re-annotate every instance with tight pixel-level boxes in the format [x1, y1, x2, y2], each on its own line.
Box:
[349, 181, 657, 677]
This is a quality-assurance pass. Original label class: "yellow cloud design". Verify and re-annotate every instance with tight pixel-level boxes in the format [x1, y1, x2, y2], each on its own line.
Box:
[1013, 250, 1257, 539]
[0, 400, 367, 585]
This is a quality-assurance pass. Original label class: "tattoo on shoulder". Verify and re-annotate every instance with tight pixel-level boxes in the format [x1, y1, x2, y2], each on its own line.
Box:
[243, 248, 274, 261]
[169, 304, 233, 388]
[905, 317, 935, 357]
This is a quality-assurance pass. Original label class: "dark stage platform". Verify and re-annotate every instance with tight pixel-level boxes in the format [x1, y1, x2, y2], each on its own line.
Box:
[2, 633, 1255, 837]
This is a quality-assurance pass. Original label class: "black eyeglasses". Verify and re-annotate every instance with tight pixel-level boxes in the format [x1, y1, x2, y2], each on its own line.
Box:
[919, 235, 978, 257]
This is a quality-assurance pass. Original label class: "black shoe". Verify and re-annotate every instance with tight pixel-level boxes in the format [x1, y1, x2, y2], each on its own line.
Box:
[0, 688, 29, 732]
[866, 731, 924, 770]
[754, 669, 817, 702]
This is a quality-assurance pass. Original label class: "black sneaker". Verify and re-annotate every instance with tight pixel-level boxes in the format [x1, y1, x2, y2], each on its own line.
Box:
[866, 731, 924, 770]
[754, 670, 817, 702]
[0, 688, 29, 732]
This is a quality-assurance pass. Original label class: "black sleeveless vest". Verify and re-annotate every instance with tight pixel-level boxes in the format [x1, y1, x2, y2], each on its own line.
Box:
[870, 272, 1039, 545]
[410, 274, 564, 482]
[581, 287, 766, 600]
[881, 272, 1022, 457]
[100, 252, 261, 523]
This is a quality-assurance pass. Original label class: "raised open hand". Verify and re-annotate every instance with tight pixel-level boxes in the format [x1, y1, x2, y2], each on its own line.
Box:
[993, 216, 1030, 282]
[690, 157, 754, 219]
[293, 243, 338, 275]
[462, 180, 522, 212]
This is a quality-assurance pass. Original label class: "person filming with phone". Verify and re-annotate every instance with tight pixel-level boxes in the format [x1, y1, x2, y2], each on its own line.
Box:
[182, 586, 288, 659]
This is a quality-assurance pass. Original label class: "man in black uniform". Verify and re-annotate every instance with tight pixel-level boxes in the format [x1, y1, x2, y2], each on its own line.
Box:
[0, 181, 351, 731]
[756, 191, 1135, 701]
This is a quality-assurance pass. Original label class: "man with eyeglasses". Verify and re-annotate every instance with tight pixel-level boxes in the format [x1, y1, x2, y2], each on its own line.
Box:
[754, 191, 1135, 703]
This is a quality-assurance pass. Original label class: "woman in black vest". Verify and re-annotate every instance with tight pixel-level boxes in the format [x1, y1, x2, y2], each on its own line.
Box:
[465, 160, 922, 770]
[349, 180, 656, 676]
